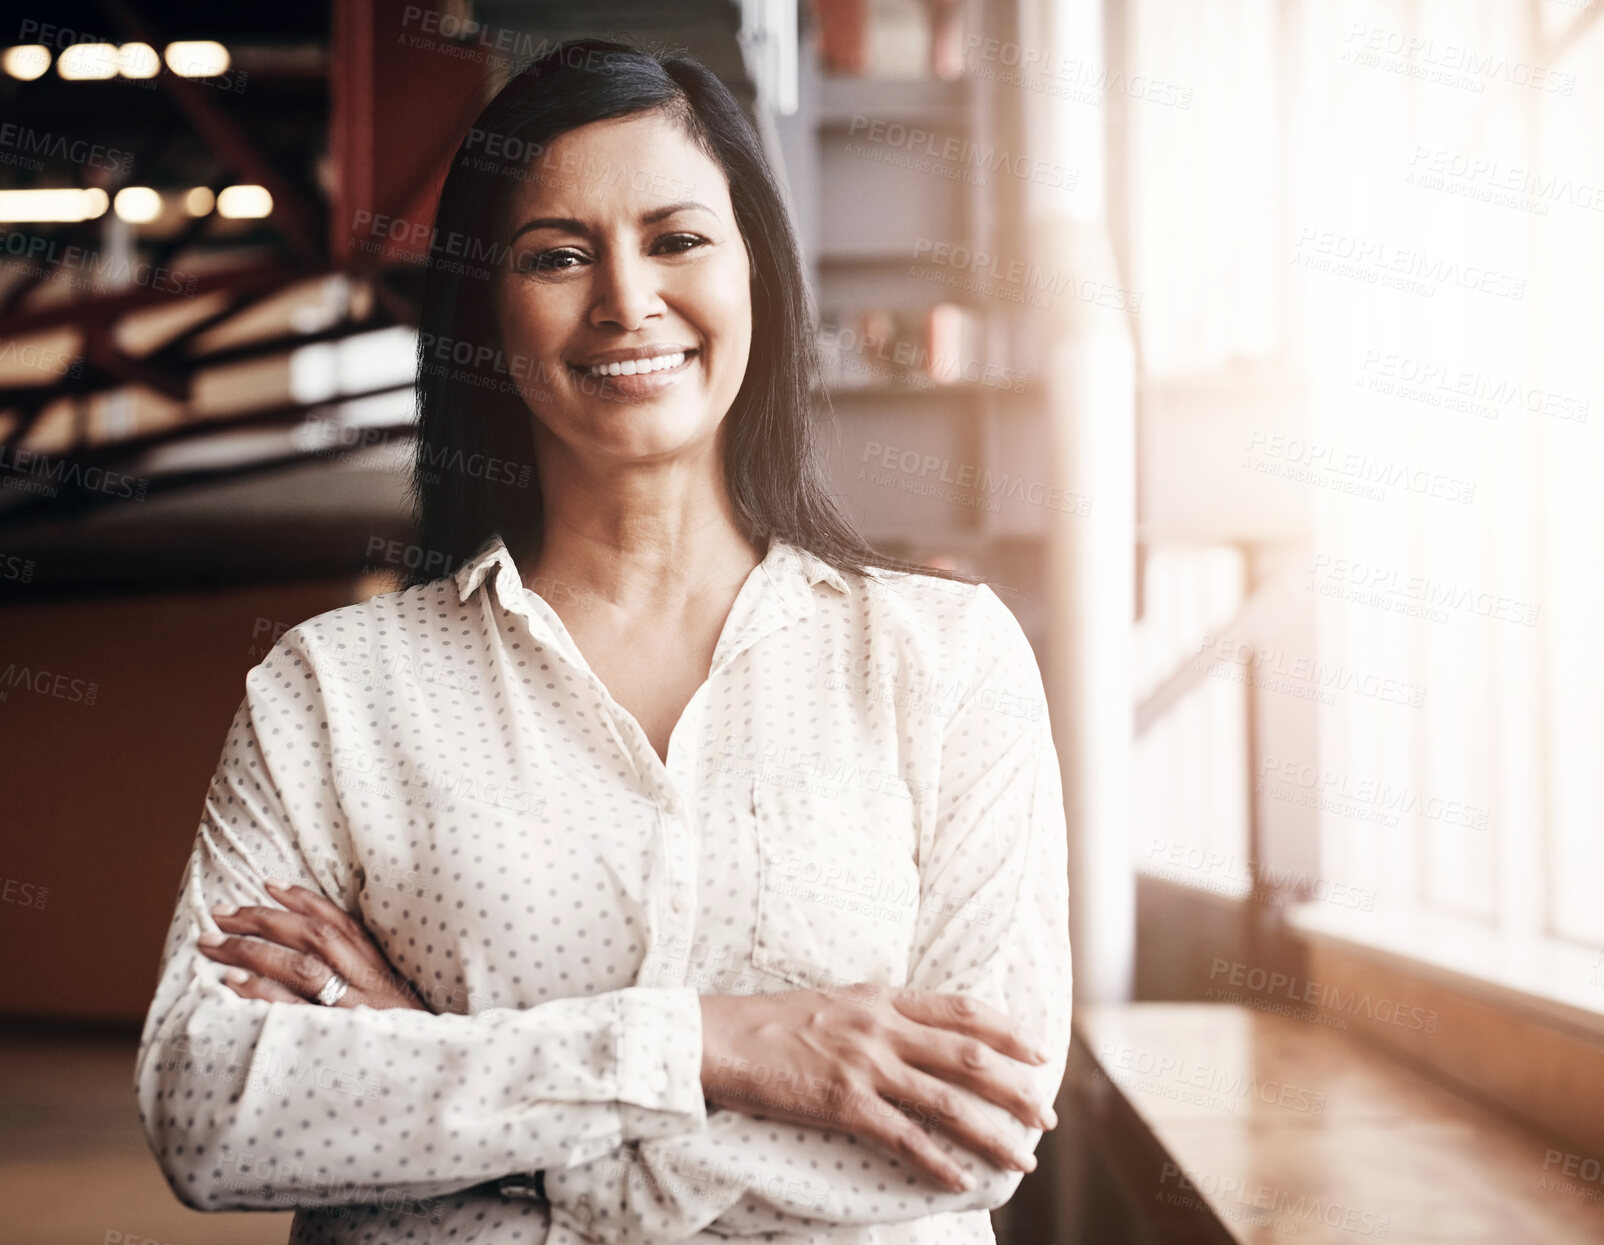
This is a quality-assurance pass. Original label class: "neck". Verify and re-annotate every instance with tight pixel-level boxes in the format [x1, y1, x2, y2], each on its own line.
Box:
[516, 439, 764, 611]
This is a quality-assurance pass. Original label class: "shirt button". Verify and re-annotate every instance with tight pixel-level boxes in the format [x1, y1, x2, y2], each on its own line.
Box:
[670, 891, 687, 915]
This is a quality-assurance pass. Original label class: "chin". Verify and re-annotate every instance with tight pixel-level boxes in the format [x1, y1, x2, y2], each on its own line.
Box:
[587, 413, 719, 462]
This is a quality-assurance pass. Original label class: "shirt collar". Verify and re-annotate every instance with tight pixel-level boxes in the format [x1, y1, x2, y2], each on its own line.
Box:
[761, 537, 852, 605]
[453, 533, 517, 604]
[453, 531, 850, 606]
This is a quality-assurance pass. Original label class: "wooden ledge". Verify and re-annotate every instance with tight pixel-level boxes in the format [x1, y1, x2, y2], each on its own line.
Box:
[1063, 1003, 1604, 1244]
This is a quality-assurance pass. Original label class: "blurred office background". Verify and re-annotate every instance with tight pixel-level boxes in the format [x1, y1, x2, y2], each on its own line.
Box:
[4, 0, 1604, 1241]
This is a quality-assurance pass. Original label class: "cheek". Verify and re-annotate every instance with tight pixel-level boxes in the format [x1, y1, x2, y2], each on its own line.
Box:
[704, 266, 754, 366]
[495, 278, 573, 340]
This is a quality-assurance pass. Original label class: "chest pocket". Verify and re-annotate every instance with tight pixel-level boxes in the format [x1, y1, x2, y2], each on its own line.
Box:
[749, 780, 921, 990]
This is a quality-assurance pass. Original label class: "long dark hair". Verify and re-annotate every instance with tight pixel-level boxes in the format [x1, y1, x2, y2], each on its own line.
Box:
[403, 36, 972, 589]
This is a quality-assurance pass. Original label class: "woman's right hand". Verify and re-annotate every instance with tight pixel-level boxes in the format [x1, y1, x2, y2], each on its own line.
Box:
[697, 985, 1059, 1193]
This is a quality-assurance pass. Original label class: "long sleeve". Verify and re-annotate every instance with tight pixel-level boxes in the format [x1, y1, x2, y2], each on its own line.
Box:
[134, 629, 709, 1213]
[543, 585, 1073, 1242]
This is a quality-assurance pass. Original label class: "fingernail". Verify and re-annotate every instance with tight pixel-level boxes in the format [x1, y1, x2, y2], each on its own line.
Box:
[952, 1170, 975, 1192]
[1032, 1045, 1049, 1064]
[224, 968, 249, 984]
[198, 931, 226, 947]
[1042, 1105, 1058, 1129]
[212, 905, 237, 917]
[1016, 1151, 1036, 1172]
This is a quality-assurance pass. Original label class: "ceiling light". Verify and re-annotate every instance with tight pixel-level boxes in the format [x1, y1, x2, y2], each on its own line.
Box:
[117, 42, 161, 78]
[57, 44, 119, 80]
[2, 45, 51, 80]
[164, 41, 229, 77]
[217, 184, 272, 219]
[114, 187, 163, 223]
[0, 187, 110, 222]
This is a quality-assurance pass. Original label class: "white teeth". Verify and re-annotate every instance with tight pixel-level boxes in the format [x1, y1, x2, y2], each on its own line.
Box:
[583, 351, 688, 377]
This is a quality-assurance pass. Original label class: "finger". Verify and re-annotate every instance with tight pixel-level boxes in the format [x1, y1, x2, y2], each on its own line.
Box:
[845, 1089, 977, 1193]
[213, 902, 394, 1000]
[264, 881, 369, 943]
[901, 1028, 1055, 1131]
[888, 989, 1055, 1127]
[890, 989, 1048, 1066]
[221, 966, 307, 1005]
[261, 884, 418, 1003]
[198, 932, 335, 1002]
[212, 903, 325, 955]
[887, 1067, 1037, 1174]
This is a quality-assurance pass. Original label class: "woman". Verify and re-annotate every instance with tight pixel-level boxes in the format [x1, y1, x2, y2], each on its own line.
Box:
[136, 37, 1072, 1245]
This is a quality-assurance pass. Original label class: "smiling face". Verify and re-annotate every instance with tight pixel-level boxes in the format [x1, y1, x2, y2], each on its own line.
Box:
[490, 109, 754, 471]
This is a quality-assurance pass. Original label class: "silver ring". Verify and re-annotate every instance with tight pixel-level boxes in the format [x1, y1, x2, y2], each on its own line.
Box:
[316, 972, 350, 1007]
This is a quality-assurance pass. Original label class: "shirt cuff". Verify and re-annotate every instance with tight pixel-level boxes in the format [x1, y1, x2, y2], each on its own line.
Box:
[615, 986, 707, 1139]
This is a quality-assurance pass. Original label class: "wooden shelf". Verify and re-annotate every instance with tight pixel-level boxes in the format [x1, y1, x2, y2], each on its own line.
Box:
[815, 76, 970, 129]
[1064, 1003, 1604, 1244]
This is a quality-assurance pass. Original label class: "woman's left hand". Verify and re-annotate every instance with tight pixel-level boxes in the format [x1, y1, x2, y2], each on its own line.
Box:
[198, 880, 430, 1010]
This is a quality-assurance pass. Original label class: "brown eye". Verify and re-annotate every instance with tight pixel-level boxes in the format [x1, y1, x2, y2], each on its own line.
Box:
[517, 248, 585, 274]
[655, 234, 708, 255]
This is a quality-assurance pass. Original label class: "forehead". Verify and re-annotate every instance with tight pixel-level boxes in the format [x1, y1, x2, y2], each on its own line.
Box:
[501, 111, 732, 224]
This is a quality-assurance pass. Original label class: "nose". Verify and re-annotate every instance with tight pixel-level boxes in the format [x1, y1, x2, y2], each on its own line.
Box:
[588, 249, 665, 331]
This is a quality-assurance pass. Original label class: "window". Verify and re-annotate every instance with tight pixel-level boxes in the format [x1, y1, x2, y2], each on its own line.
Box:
[1125, 0, 1604, 967]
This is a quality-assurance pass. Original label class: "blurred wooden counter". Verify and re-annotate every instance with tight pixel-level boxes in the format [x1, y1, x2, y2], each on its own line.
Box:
[1046, 1003, 1604, 1244]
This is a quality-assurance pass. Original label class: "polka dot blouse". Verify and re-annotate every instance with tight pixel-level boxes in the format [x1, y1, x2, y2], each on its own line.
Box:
[134, 532, 1073, 1244]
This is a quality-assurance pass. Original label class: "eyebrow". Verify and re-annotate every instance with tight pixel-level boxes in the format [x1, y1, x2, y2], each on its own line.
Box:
[508, 200, 715, 245]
